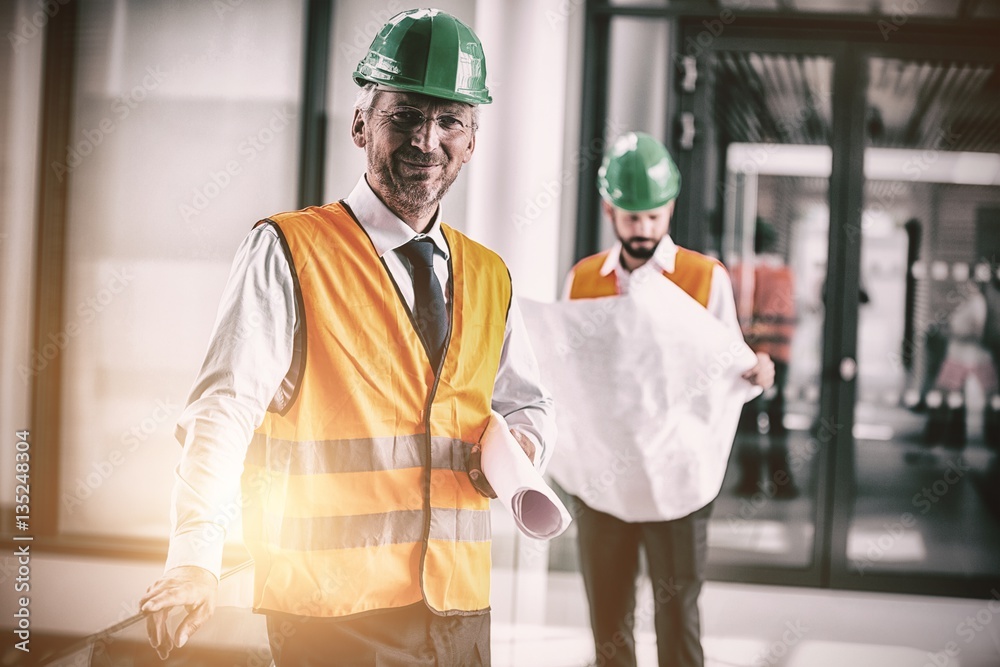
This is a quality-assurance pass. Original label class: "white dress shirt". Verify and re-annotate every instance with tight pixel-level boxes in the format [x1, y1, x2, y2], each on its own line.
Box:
[165, 176, 555, 579]
[563, 236, 740, 332]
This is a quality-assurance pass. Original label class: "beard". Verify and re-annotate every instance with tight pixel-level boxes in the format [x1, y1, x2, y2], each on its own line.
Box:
[620, 237, 659, 260]
[367, 142, 462, 220]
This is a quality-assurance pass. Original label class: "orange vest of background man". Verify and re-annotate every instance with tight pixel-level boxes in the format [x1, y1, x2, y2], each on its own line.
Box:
[732, 261, 796, 364]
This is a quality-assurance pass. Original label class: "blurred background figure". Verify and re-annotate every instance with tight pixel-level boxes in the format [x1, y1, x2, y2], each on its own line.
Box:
[923, 280, 996, 448]
[732, 218, 799, 498]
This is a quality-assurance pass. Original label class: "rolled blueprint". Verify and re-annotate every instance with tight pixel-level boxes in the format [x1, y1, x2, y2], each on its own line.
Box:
[480, 411, 572, 540]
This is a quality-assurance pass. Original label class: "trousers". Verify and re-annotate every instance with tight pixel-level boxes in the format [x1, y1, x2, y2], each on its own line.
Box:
[266, 602, 490, 666]
[574, 498, 711, 667]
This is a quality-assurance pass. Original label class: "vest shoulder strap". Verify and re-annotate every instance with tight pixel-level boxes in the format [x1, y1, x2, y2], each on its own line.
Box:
[568, 252, 618, 299]
[665, 247, 722, 308]
[441, 223, 514, 320]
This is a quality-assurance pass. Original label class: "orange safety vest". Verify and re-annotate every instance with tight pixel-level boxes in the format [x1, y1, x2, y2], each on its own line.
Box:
[732, 263, 795, 363]
[241, 202, 510, 619]
[567, 246, 719, 308]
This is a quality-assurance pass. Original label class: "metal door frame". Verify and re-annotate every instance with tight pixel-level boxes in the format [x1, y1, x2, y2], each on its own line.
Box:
[691, 28, 1000, 600]
[575, 0, 1000, 598]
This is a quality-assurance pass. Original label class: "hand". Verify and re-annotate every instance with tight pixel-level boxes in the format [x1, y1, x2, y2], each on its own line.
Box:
[139, 566, 218, 660]
[742, 352, 775, 390]
[510, 429, 536, 464]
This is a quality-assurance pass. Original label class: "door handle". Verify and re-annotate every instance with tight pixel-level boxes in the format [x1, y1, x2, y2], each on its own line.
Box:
[839, 357, 857, 382]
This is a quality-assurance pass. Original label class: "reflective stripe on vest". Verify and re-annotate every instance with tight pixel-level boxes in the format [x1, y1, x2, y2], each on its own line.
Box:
[568, 246, 718, 308]
[243, 202, 510, 618]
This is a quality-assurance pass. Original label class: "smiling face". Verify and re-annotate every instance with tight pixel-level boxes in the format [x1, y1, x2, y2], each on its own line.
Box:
[352, 90, 477, 231]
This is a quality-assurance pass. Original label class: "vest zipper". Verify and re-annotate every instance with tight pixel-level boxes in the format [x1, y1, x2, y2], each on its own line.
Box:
[376, 240, 455, 611]
[415, 252, 454, 608]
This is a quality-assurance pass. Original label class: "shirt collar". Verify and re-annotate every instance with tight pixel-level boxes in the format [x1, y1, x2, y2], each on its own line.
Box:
[344, 175, 450, 260]
[600, 235, 679, 276]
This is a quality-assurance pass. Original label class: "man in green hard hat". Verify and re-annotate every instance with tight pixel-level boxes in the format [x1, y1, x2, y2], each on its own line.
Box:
[563, 131, 774, 667]
[140, 9, 553, 665]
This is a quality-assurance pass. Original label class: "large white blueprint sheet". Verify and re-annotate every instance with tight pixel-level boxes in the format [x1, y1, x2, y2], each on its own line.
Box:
[520, 274, 761, 521]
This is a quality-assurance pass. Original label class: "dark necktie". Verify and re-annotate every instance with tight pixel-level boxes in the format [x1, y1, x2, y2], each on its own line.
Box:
[398, 237, 448, 368]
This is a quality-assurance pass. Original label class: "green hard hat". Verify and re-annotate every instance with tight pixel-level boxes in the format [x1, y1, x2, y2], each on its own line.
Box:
[598, 132, 681, 211]
[353, 8, 492, 105]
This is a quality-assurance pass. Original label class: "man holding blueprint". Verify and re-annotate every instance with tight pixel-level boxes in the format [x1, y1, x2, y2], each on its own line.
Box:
[526, 132, 773, 667]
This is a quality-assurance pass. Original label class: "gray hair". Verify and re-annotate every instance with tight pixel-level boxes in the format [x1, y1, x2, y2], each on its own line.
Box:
[353, 82, 481, 131]
[354, 82, 380, 114]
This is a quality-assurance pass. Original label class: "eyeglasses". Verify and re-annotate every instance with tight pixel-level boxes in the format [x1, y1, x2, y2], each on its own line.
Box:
[369, 106, 476, 136]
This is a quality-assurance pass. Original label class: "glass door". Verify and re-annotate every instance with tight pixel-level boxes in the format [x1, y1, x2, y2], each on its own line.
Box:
[841, 55, 1000, 593]
[703, 44, 1000, 597]
[704, 49, 835, 581]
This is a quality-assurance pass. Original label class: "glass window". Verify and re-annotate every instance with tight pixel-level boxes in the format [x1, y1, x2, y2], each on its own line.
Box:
[710, 52, 835, 571]
[57, 0, 304, 540]
[0, 1, 44, 525]
[846, 57, 1000, 581]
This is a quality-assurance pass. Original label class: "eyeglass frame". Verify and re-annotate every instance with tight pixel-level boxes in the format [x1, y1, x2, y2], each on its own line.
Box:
[365, 104, 478, 136]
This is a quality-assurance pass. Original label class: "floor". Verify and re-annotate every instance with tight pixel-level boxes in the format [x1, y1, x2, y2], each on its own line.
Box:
[22, 541, 1000, 667]
[492, 576, 1000, 667]
[33, 576, 1000, 667]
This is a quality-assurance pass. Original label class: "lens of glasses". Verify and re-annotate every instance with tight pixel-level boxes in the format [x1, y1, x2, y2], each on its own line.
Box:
[380, 107, 470, 135]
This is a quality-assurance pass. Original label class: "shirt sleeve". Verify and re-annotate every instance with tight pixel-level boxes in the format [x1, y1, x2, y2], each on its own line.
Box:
[165, 225, 296, 579]
[708, 263, 741, 334]
[492, 296, 557, 473]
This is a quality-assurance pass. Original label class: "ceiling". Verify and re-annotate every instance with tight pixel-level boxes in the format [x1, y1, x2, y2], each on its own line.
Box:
[717, 0, 1000, 19]
[610, 0, 1000, 19]
[867, 58, 1000, 151]
[714, 52, 833, 146]
[712, 51, 1000, 152]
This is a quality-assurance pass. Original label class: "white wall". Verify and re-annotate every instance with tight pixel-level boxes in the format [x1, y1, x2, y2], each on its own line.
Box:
[466, 0, 574, 302]
[55, 0, 304, 538]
